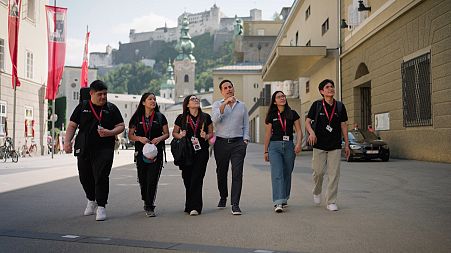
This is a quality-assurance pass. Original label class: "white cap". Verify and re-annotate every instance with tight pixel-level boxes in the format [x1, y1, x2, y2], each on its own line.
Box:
[142, 143, 158, 159]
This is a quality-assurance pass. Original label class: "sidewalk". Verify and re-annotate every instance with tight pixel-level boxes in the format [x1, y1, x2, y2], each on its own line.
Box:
[0, 149, 141, 193]
[0, 143, 450, 253]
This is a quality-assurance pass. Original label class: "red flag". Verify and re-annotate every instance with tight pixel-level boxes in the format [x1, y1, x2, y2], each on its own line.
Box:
[7, 0, 22, 88]
[80, 31, 90, 88]
[45, 5, 67, 100]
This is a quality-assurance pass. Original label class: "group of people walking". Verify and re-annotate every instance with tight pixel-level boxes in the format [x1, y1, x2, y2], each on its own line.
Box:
[64, 78, 350, 221]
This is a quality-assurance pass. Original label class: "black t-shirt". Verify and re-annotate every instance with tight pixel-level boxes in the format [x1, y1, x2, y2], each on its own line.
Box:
[174, 113, 212, 150]
[70, 101, 124, 151]
[265, 109, 300, 141]
[129, 112, 168, 153]
[307, 99, 348, 151]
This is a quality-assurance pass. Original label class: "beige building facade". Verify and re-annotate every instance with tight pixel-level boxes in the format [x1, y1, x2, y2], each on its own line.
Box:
[263, 0, 340, 147]
[341, 0, 451, 162]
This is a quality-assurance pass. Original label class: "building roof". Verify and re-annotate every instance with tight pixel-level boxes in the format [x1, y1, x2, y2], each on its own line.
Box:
[213, 64, 262, 72]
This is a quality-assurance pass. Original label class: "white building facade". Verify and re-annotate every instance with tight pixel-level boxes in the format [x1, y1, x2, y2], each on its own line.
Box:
[0, 0, 48, 154]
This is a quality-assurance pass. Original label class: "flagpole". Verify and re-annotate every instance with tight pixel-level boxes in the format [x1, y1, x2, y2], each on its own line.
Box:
[12, 79, 16, 150]
[51, 0, 57, 159]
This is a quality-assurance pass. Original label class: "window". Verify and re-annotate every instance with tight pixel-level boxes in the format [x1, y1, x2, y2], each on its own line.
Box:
[72, 91, 79, 101]
[25, 106, 33, 137]
[401, 52, 432, 127]
[306, 80, 310, 93]
[295, 31, 298, 46]
[306, 40, 311, 47]
[0, 38, 4, 70]
[26, 0, 36, 22]
[184, 74, 189, 82]
[322, 18, 329, 35]
[0, 102, 6, 137]
[26, 50, 33, 79]
[305, 6, 311, 20]
[124, 104, 127, 109]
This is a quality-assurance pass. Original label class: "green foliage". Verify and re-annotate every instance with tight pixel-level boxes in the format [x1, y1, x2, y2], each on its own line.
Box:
[48, 97, 66, 131]
[100, 62, 161, 95]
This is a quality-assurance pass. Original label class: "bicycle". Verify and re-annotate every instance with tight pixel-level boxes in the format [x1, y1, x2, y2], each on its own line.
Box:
[1, 137, 19, 163]
[20, 139, 38, 157]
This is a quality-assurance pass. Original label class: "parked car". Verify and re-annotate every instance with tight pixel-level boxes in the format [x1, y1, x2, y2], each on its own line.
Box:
[342, 129, 390, 162]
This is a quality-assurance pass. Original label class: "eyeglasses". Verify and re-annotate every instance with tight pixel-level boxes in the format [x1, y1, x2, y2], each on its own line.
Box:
[189, 97, 199, 101]
[276, 94, 286, 99]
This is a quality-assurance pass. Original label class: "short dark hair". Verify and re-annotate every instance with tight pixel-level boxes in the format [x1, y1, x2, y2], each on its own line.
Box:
[318, 79, 334, 97]
[219, 79, 233, 90]
[90, 80, 108, 91]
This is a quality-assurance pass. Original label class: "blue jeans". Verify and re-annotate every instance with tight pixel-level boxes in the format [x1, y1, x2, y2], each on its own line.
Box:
[268, 141, 296, 205]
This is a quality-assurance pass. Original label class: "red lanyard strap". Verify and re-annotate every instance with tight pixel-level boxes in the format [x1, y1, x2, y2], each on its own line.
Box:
[277, 111, 287, 134]
[89, 100, 103, 124]
[142, 112, 155, 137]
[322, 99, 336, 124]
[188, 115, 201, 136]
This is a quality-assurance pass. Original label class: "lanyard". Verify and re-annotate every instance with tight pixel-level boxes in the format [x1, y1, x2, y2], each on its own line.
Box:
[89, 100, 103, 124]
[142, 112, 155, 137]
[188, 115, 201, 136]
[322, 99, 336, 125]
[277, 111, 287, 134]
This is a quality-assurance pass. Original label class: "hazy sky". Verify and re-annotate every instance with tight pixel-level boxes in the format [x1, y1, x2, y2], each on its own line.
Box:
[52, 0, 295, 66]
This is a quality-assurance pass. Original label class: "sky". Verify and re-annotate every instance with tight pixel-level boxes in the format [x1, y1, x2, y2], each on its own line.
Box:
[52, 0, 295, 66]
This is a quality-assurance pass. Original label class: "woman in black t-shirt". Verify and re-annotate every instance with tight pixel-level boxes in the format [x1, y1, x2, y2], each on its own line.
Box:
[263, 91, 302, 213]
[172, 95, 213, 216]
[128, 92, 169, 217]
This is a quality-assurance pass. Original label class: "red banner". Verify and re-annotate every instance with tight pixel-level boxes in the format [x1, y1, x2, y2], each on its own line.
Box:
[45, 5, 67, 100]
[8, 0, 22, 88]
[80, 31, 90, 88]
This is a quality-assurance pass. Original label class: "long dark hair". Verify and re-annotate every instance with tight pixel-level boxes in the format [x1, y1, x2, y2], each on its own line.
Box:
[182, 94, 203, 116]
[130, 92, 160, 121]
[265, 91, 293, 124]
[182, 94, 204, 127]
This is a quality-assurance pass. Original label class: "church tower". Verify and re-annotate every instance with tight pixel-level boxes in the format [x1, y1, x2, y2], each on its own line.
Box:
[174, 16, 196, 102]
[160, 59, 175, 100]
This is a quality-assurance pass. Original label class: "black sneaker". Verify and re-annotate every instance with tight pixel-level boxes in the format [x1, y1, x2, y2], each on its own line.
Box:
[217, 198, 227, 208]
[231, 205, 242, 215]
[145, 210, 156, 217]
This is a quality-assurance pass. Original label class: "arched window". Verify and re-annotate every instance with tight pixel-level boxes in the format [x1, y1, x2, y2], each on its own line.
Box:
[184, 74, 189, 82]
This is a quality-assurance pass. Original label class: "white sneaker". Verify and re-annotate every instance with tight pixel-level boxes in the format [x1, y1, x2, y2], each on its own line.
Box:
[84, 200, 97, 216]
[274, 204, 283, 213]
[313, 194, 321, 205]
[96, 207, 107, 221]
[326, 203, 339, 211]
[189, 210, 199, 216]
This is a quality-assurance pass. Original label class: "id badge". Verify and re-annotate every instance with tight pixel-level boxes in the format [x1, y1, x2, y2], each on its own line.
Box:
[191, 137, 202, 151]
[326, 125, 333, 132]
[283, 135, 289, 141]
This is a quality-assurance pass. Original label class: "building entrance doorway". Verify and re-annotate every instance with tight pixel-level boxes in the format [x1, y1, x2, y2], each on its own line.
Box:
[360, 84, 371, 129]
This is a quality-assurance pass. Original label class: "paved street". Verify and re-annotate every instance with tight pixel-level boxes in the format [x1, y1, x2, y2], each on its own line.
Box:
[0, 144, 450, 253]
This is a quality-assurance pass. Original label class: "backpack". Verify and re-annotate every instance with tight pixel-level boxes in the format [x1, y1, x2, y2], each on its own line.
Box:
[311, 99, 343, 132]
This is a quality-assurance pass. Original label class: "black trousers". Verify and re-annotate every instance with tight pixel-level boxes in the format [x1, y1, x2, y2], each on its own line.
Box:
[214, 138, 247, 206]
[77, 149, 114, 207]
[136, 152, 163, 211]
[180, 148, 209, 213]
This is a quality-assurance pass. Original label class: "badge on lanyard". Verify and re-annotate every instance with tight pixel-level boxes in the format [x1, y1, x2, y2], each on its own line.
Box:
[191, 136, 201, 151]
[278, 111, 289, 141]
[322, 100, 336, 133]
[189, 115, 202, 151]
[89, 101, 103, 129]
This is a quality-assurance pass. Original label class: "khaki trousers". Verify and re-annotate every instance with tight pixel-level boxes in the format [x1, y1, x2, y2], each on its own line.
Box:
[312, 148, 341, 205]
